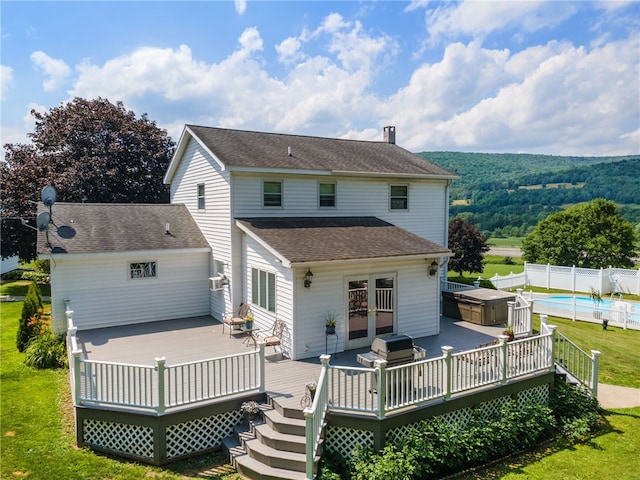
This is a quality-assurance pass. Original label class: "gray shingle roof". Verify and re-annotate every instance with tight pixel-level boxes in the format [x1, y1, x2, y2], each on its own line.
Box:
[186, 125, 457, 177]
[236, 217, 450, 264]
[37, 203, 209, 255]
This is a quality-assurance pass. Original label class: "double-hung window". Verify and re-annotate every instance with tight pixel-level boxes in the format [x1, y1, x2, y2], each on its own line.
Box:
[251, 268, 276, 312]
[263, 181, 282, 207]
[390, 184, 408, 210]
[319, 182, 336, 208]
[130, 261, 157, 279]
[197, 183, 205, 210]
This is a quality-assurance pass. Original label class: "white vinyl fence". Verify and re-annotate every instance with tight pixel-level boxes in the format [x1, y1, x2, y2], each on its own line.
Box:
[483, 264, 640, 296]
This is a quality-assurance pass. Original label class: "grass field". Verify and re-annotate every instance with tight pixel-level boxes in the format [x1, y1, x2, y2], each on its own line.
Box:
[486, 237, 524, 248]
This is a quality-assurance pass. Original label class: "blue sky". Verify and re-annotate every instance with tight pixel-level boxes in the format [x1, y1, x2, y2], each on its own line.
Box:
[1, 1, 639, 156]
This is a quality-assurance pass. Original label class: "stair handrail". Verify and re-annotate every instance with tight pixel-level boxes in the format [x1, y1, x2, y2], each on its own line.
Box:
[304, 354, 331, 480]
[541, 315, 601, 397]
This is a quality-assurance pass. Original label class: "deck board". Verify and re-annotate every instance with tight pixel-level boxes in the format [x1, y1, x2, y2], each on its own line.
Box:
[76, 316, 505, 412]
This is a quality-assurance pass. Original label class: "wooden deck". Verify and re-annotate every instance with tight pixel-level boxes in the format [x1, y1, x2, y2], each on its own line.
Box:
[76, 316, 506, 413]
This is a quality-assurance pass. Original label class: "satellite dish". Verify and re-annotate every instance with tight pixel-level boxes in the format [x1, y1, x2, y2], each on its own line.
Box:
[36, 211, 51, 231]
[41, 185, 57, 207]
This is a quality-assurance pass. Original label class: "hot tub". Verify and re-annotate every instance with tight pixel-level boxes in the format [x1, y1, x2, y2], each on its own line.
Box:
[442, 288, 516, 326]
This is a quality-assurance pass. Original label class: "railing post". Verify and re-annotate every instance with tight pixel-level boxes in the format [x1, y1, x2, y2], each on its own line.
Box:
[258, 341, 266, 393]
[441, 346, 453, 399]
[507, 301, 514, 329]
[376, 360, 387, 419]
[547, 324, 557, 371]
[527, 302, 534, 336]
[591, 350, 601, 399]
[498, 335, 509, 384]
[73, 350, 82, 406]
[305, 408, 314, 480]
[155, 357, 166, 415]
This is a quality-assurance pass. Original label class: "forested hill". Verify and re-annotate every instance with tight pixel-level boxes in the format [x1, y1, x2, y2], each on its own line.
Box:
[419, 152, 640, 238]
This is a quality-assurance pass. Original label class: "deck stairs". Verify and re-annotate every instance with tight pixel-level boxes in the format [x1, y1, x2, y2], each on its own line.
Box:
[222, 398, 323, 480]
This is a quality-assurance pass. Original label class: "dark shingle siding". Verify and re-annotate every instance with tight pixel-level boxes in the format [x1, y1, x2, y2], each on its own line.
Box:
[187, 125, 456, 177]
[236, 217, 450, 263]
[37, 203, 209, 255]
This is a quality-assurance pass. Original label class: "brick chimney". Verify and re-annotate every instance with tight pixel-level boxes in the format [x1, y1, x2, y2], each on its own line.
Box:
[383, 126, 396, 144]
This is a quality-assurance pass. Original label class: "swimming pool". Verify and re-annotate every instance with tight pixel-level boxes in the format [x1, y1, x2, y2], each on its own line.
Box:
[533, 295, 639, 329]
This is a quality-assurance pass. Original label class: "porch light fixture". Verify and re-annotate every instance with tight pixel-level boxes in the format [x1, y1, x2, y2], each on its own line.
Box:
[304, 269, 314, 288]
[428, 260, 439, 277]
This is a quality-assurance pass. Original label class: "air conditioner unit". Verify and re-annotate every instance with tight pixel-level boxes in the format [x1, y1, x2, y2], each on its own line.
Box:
[209, 276, 224, 291]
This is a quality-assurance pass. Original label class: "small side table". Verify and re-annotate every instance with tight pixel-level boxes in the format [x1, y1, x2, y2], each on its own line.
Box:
[325, 332, 339, 357]
[240, 326, 261, 348]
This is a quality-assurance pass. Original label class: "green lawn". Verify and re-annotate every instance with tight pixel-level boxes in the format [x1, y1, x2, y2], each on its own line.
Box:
[459, 407, 640, 480]
[486, 237, 525, 248]
[0, 301, 240, 480]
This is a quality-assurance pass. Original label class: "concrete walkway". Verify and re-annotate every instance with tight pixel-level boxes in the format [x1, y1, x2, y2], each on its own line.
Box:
[597, 383, 640, 409]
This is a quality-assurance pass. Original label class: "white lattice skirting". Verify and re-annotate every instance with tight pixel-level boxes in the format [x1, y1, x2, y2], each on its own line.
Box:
[82, 409, 244, 463]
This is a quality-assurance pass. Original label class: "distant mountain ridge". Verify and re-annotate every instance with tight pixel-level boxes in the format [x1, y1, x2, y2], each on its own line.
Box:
[419, 151, 640, 238]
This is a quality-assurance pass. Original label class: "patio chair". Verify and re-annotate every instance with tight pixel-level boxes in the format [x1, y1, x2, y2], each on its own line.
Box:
[261, 319, 286, 353]
[222, 303, 250, 336]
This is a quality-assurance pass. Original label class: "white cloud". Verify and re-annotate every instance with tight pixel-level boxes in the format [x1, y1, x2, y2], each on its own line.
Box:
[388, 35, 640, 155]
[1, 65, 13, 100]
[424, 1, 578, 44]
[234, 0, 246, 15]
[276, 37, 303, 64]
[30, 51, 71, 91]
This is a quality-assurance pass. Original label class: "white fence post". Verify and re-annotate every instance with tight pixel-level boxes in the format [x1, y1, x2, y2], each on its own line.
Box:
[442, 346, 453, 399]
[591, 350, 601, 399]
[258, 342, 266, 393]
[155, 357, 166, 415]
[376, 360, 387, 419]
[507, 301, 514, 329]
[498, 335, 509, 384]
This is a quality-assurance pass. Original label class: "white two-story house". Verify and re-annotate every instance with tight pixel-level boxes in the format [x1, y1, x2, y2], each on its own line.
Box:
[39, 125, 456, 360]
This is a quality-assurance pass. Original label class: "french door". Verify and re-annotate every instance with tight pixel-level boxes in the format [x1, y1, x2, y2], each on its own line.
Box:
[346, 274, 395, 349]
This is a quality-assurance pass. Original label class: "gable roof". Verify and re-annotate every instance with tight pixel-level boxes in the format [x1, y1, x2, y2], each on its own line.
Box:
[164, 125, 458, 183]
[236, 217, 450, 266]
[37, 203, 209, 256]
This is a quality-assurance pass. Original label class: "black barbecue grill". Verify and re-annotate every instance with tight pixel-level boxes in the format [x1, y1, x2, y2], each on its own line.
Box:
[357, 334, 426, 368]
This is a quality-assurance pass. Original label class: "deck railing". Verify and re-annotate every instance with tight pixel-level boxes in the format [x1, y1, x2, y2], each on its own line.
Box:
[66, 304, 266, 414]
[326, 332, 554, 417]
[541, 315, 601, 395]
[508, 291, 533, 337]
[304, 355, 331, 480]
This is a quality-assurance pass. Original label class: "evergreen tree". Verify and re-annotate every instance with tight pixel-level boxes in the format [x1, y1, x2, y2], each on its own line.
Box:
[16, 282, 44, 352]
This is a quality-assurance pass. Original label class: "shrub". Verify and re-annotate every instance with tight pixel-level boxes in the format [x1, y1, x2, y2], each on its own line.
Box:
[34, 259, 50, 274]
[549, 378, 602, 442]
[21, 271, 50, 284]
[16, 282, 43, 352]
[1, 269, 24, 281]
[24, 332, 67, 369]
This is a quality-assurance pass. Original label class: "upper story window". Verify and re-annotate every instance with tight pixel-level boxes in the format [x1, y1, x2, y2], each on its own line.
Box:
[130, 261, 157, 279]
[214, 259, 225, 276]
[319, 182, 336, 208]
[197, 183, 205, 210]
[390, 184, 408, 210]
[263, 181, 282, 207]
[251, 267, 276, 312]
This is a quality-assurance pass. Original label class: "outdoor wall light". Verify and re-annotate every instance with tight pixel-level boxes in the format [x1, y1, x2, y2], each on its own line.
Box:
[428, 260, 439, 277]
[304, 269, 314, 288]
[220, 275, 229, 286]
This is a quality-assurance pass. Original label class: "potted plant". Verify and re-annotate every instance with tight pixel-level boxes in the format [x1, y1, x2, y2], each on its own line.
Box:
[324, 311, 338, 334]
[503, 325, 515, 341]
[244, 312, 254, 330]
[240, 400, 260, 422]
[306, 381, 317, 399]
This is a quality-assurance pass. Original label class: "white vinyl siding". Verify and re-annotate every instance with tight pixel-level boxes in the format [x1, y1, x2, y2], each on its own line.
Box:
[48, 250, 209, 333]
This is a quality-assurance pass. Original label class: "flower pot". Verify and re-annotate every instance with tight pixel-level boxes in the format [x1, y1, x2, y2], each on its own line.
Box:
[307, 388, 316, 400]
[245, 321, 254, 330]
[325, 325, 335, 335]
